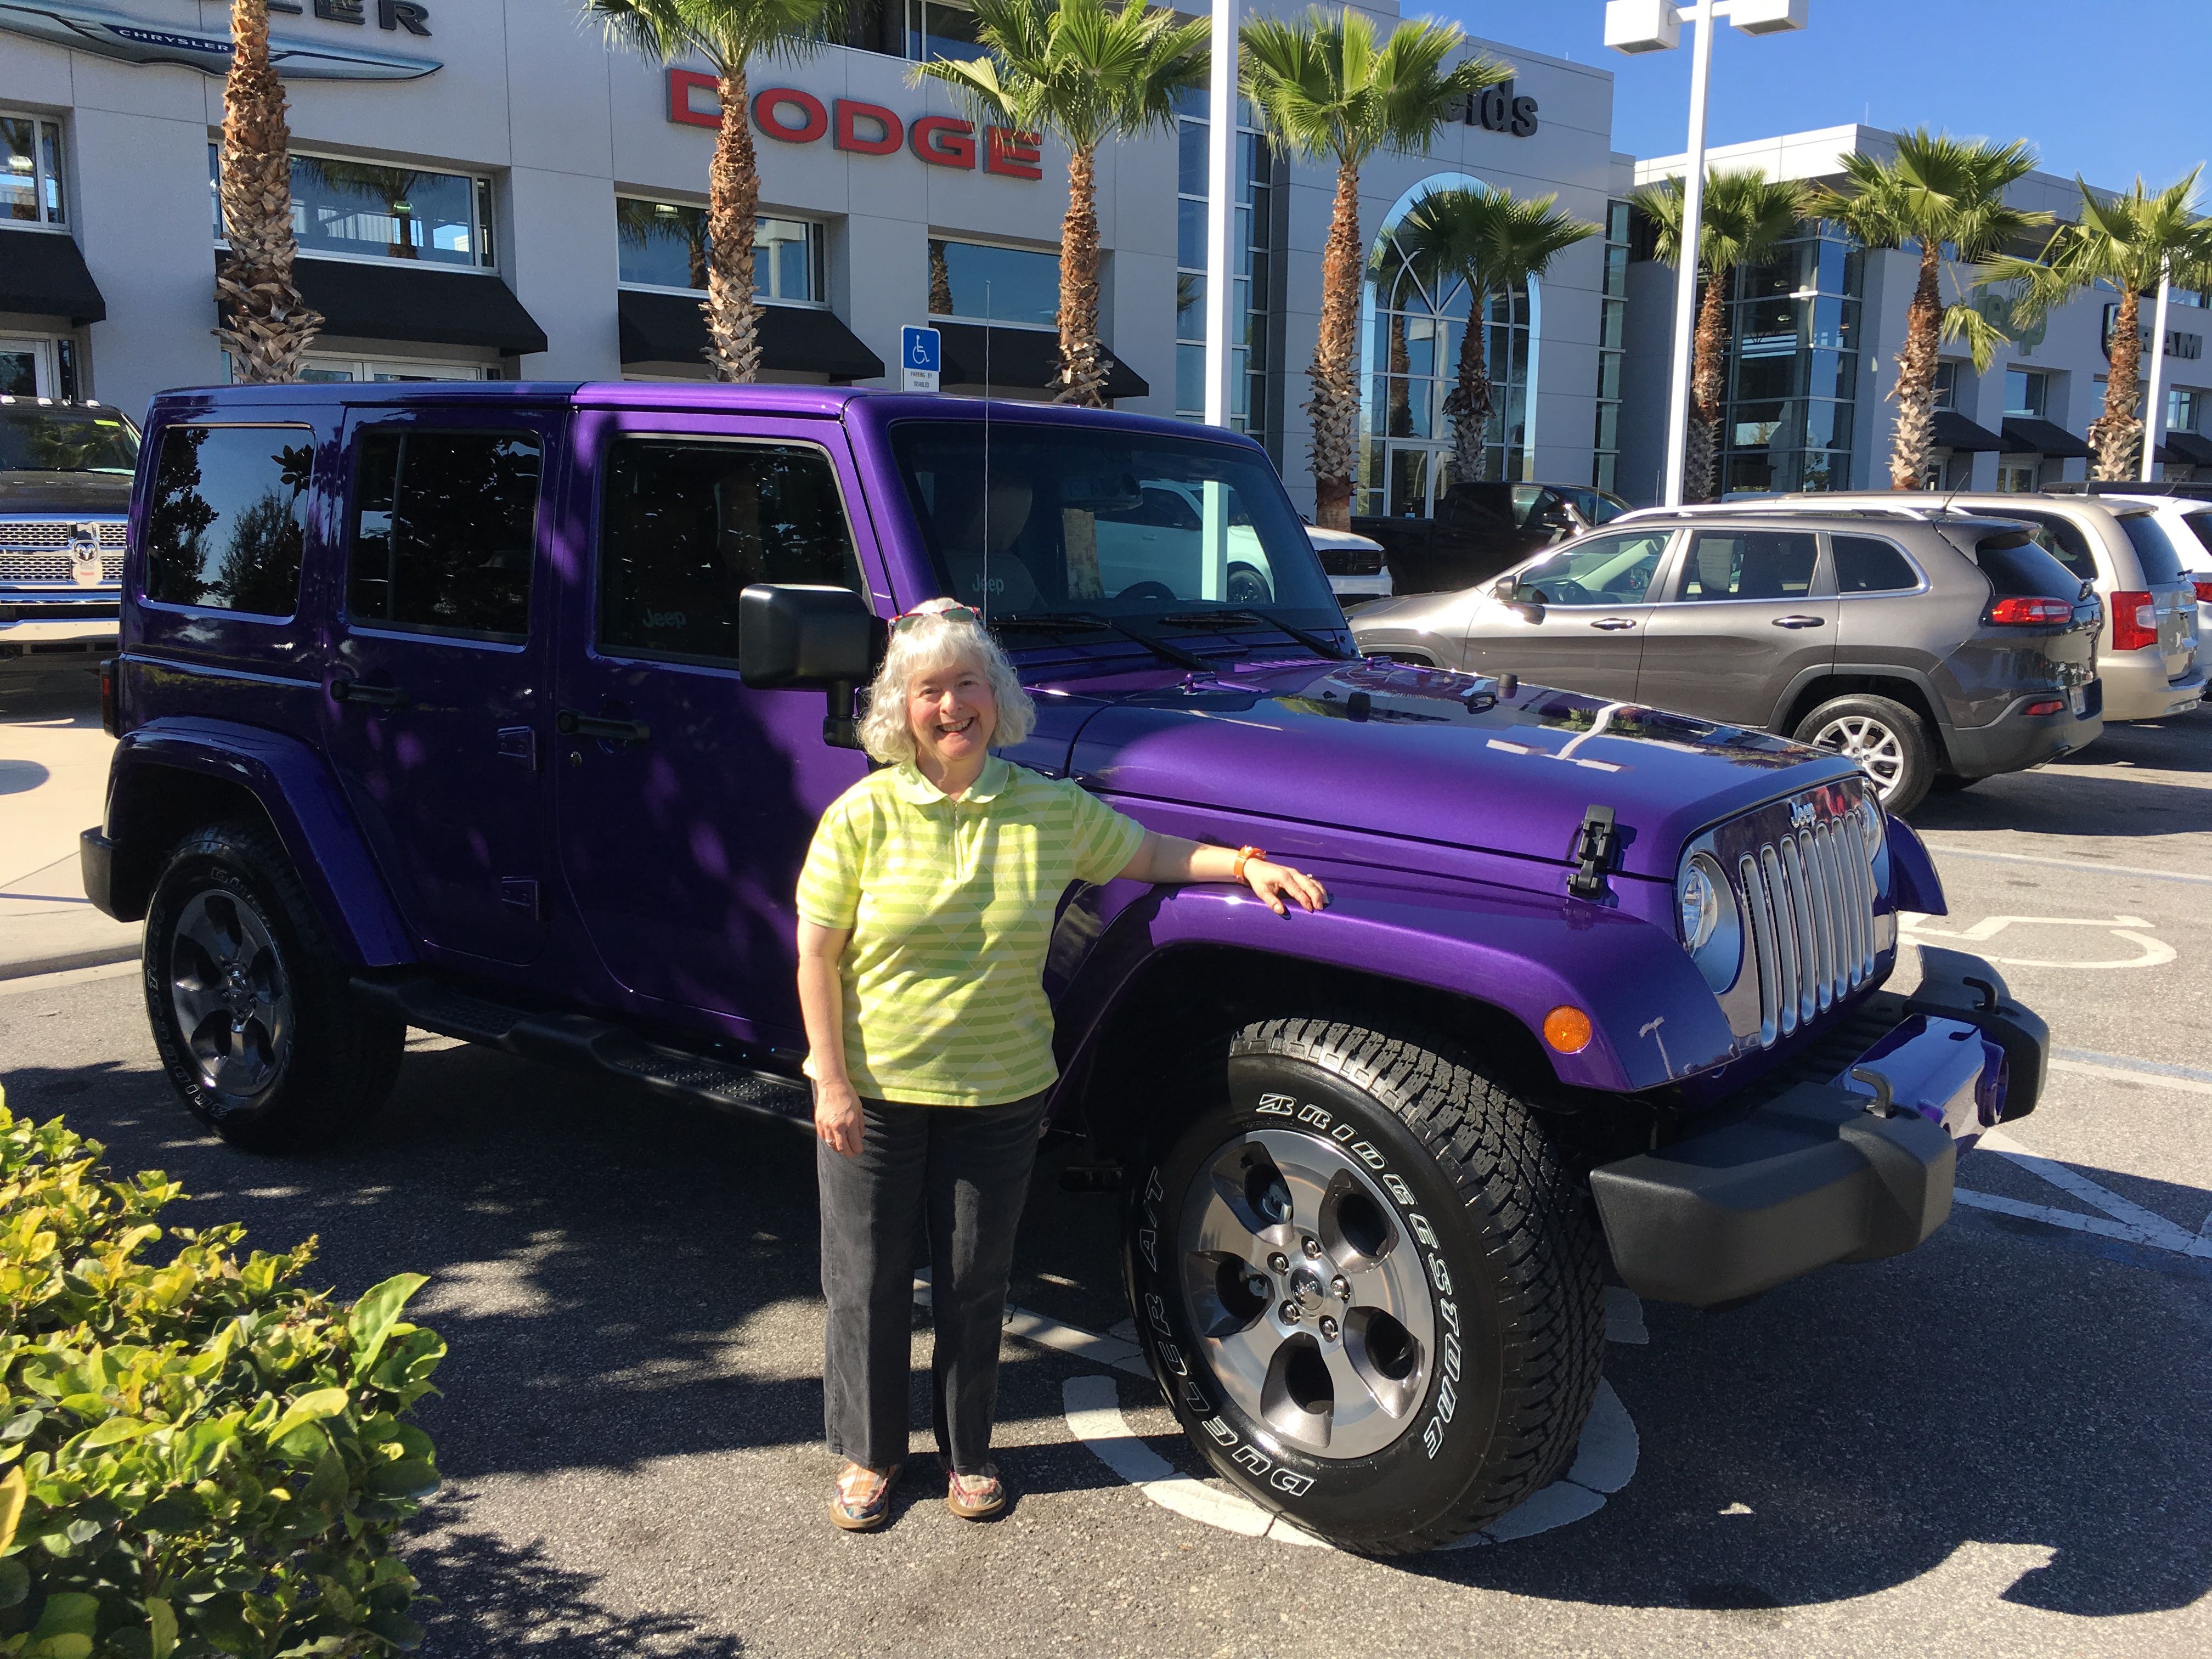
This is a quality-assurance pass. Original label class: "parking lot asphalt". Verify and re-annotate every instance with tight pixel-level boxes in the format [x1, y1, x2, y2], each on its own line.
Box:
[2, 690, 2208, 1658]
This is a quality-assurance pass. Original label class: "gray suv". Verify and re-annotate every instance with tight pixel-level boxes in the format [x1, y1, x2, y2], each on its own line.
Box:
[1349, 510, 2103, 813]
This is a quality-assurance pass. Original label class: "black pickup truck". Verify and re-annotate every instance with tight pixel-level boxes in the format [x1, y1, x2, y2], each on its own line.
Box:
[1355, 481, 1628, 597]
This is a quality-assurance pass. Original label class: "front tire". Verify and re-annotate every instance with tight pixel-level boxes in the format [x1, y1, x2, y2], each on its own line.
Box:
[1123, 1017, 1605, 1554]
[144, 820, 403, 1152]
[1793, 693, 1936, 815]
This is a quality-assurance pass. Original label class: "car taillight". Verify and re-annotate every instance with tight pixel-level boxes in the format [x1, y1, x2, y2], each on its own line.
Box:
[2111, 590, 2159, 652]
[98, 656, 119, 737]
[2024, 698, 2065, 716]
[2193, 576, 2212, 605]
[1985, 596, 2075, 627]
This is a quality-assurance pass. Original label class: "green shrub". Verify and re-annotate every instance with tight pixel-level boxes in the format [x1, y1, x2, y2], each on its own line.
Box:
[0, 1094, 445, 1658]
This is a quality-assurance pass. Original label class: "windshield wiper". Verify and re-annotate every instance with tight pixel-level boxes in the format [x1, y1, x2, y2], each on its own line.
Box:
[1155, 608, 1353, 660]
[991, 611, 1215, 673]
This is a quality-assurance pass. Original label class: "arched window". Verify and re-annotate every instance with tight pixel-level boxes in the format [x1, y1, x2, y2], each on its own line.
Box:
[1361, 174, 1542, 516]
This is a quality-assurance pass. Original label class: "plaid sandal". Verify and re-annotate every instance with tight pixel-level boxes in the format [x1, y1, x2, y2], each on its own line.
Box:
[829, 1461, 900, 1532]
[945, 1465, 1007, 1521]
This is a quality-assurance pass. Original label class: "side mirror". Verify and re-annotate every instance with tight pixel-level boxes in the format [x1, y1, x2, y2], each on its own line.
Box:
[738, 583, 882, 749]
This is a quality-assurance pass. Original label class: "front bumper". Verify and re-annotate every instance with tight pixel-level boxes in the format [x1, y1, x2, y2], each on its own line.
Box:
[1589, 948, 2047, 1306]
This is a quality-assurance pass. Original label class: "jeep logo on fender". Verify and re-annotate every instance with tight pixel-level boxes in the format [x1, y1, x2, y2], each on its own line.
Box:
[666, 71, 1042, 180]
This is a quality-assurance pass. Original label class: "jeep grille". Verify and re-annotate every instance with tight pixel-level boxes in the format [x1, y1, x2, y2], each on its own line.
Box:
[1737, 808, 1880, 1046]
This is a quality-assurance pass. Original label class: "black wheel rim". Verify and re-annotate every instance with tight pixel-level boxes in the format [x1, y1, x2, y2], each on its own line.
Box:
[167, 887, 294, 1098]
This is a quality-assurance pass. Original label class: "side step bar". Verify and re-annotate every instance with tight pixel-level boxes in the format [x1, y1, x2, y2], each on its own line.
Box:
[353, 974, 813, 1128]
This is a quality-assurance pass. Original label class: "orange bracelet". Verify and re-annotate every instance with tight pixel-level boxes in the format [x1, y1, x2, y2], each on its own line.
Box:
[1232, 844, 1266, 882]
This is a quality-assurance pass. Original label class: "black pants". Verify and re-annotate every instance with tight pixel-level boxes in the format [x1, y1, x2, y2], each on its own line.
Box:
[817, 1090, 1047, 1476]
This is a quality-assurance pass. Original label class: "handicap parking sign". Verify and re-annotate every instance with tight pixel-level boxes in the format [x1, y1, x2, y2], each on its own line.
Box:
[901, 325, 941, 393]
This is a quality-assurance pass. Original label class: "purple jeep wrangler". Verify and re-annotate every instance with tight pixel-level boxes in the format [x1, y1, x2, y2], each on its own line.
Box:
[84, 383, 2046, 1553]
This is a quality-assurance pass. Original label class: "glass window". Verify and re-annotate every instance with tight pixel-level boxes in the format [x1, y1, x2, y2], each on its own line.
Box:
[2179, 510, 2212, 558]
[144, 426, 311, 616]
[905, 0, 986, 62]
[889, 421, 1337, 616]
[614, 199, 823, 302]
[598, 439, 861, 664]
[210, 146, 491, 267]
[2001, 511, 2099, 582]
[0, 403, 137, 473]
[3, 114, 64, 224]
[1511, 532, 1671, 607]
[2168, 387, 2203, 434]
[1933, 362, 1959, 412]
[928, 239, 1060, 329]
[349, 430, 542, 640]
[1976, 536, 2084, 599]
[2005, 369, 2049, 417]
[1675, 531, 1818, 601]
[1833, 534, 1920, 594]
[2118, 513, 2185, 586]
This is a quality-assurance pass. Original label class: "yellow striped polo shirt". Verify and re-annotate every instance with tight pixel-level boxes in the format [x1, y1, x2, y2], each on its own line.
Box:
[796, 755, 1149, 1107]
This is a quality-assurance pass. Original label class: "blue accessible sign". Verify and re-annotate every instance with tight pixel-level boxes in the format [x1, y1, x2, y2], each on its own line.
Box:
[901, 325, 942, 393]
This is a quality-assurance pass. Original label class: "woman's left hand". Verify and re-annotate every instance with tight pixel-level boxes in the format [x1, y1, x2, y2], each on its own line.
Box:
[1244, 859, 1329, 917]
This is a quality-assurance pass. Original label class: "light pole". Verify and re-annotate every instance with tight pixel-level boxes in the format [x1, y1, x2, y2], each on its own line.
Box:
[1605, 0, 1810, 506]
[1201, 0, 1237, 428]
[2141, 261, 2172, 483]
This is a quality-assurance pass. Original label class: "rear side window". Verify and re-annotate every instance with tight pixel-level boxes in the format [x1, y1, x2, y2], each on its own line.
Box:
[1675, 530, 1818, 600]
[1976, 534, 2083, 599]
[349, 429, 542, 641]
[2004, 511, 2099, 582]
[2117, 513, 2185, 585]
[144, 425, 311, 617]
[598, 438, 861, 664]
[1833, 534, 1920, 594]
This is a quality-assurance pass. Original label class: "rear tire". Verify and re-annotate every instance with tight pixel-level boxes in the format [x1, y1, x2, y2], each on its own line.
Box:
[1793, 693, 1936, 815]
[1122, 1016, 1605, 1554]
[143, 820, 403, 1152]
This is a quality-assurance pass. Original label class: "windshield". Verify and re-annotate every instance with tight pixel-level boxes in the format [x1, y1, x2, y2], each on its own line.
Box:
[0, 405, 140, 474]
[888, 421, 1340, 622]
[2117, 512, 2186, 586]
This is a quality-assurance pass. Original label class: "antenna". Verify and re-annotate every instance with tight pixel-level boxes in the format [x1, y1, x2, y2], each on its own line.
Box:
[982, 279, 992, 622]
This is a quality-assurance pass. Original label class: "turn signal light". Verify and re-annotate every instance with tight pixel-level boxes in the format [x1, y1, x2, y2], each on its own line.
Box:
[1984, 596, 2074, 627]
[2110, 589, 2159, 652]
[98, 656, 119, 738]
[1543, 1005, 1593, 1054]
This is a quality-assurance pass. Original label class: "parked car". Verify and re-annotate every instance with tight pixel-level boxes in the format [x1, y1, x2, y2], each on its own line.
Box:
[1351, 509, 2104, 814]
[85, 383, 2046, 1554]
[0, 397, 138, 675]
[1689, 492, 2201, 724]
[1074, 483, 1388, 607]
[1352, 481, 1629, 598]
[1305, 521, 1391, 604]
[2069, 490, 2212, 642]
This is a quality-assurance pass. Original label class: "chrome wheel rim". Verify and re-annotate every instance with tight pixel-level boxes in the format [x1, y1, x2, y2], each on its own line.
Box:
[1176, 1128, 1437, 1460]
[1810, 714, 1906, 798]
[168, 888, 292, 1097]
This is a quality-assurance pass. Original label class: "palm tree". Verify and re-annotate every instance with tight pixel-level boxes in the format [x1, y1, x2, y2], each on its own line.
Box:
[1633, 168, 1807, 502]
[1809, 131, 2047, 489]
[588, 0, 845, 381]
[916, 0, 1207, 407]
[213, 0, 322, 382]
[1985, 172, 2212, 480]
[618, 196, 712, 289]
[1393, 186, 1597, 487]
[1242, 10, 1509, 529]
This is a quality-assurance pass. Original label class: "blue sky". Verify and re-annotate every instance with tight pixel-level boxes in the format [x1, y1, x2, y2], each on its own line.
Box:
[1444, 0, 2210, 192]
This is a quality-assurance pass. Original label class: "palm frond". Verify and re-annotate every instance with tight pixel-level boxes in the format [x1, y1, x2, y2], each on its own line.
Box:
[1939, 300, 2010, 373]
[913, 0, 1206, 151]
[1240, 8, 1505, 169]
[583, 0, 845, 72]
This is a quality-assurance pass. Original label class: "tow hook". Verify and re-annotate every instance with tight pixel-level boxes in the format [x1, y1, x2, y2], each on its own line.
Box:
[1850, 1066, 1898, 1118]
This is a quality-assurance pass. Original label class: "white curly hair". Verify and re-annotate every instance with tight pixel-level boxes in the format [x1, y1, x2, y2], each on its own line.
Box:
[857, 602, 1037, 766]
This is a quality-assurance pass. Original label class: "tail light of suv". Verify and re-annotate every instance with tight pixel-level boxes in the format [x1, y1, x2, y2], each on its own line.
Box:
[2192, 576, 2212, 605]
[2109, 590, 2158, 652]
[99, 655, 120, 737]
[1984, 596, 2075, 628]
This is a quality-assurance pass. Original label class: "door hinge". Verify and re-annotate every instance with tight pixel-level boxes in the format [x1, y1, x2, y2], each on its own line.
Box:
[496, 726, 538, 769]
[499, 878, 541, 918]
[1566, 805, 1618, 901]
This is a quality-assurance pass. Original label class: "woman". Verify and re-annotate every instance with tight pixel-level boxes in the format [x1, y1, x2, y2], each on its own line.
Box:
[795, 599, 1329, 1532]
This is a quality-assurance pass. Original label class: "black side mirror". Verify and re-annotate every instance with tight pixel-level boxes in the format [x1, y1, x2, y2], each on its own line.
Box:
[738, 583, 883, 749]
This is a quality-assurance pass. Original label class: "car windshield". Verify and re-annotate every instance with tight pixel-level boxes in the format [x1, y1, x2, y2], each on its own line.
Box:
[888, 421, 1340, 622]
[0, 405, 140, 475]
[2117, 512, 2186, 585]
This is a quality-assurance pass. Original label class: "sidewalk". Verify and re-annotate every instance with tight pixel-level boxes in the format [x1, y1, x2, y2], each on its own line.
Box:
[2, 673, 140, 980]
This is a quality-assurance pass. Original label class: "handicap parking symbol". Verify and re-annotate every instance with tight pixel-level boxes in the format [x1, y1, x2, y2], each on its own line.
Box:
[901, 325, 941, 392]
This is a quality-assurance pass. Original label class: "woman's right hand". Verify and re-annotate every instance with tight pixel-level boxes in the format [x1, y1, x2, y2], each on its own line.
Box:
[815, 1077, 865, 1158]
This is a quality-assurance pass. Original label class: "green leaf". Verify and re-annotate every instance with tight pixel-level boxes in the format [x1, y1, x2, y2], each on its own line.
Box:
[347, 1275, 430, 1375]
[0, 1555, 29, 1610]
[363, 1459, 439, 1500]
[147, 1595, 178, 1659]
[80, 1415, 156, 1449]
[264, 1388, 351, 1448]
[0, 1464, 23, 1554]
[365, 1609, 425, 1651]
[33, 1591, 99, 1639]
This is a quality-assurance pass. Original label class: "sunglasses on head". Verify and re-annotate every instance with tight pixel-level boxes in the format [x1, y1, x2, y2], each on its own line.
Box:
[891, 600, 985, 633]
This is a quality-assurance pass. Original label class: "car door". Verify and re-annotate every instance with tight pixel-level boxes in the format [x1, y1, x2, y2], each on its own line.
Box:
[552, 411, 892, 1046]
[319, 403, 561, 968]
[1635, 526, 1836, 727]
[1459, 528, 1674, 701]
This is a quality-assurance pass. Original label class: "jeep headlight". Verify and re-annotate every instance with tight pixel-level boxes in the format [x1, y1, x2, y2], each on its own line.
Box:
[1676, 853, 1743, 993]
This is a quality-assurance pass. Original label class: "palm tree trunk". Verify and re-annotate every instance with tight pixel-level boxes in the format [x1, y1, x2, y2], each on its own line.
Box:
[1053, 142, 1107, 406]
[1685, 266, 1730, 502]
[929, 240, 955, 318]
[213, 0, 321, 382]
[1443, 289, 1492, 486]
[1307, 160, 1363, 531]
[1385, 312, 1408, 435]
[2090, 287, 2146, 480]
[705, 65, 763, 383]
[1888, 241, 1944, 489]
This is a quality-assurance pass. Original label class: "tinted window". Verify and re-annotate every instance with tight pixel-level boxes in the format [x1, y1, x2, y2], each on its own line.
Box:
[144, 425, 310, 616]
[349, 430, 541, 640]
[2180, 510, 2212, 560]
[0, 405, 138, 473]
[1976, 535, 2084, 599]
[1675, 530, 1818, 600]
[1513, 532, 1671, 606]
[599, 438, 861, 663]
[2003, 511, 2099, 582]
[1833, 534, 1920, 594]
[2118, 513, 2186, 585]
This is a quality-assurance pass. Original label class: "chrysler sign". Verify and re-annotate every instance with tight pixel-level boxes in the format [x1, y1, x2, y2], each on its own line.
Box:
[667, 70, 1042, 180]
[0, 0, 439, 78]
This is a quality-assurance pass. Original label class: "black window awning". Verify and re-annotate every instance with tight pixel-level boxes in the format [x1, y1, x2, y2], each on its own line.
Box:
[1, 228, 105, 324]
[2163, 431, 2212, 467]
[2001, 417, 2090, 459]
[1931, 410, 2009, 453]
[277, 256, 549, 355]
[617, 290, 885, 381]
[935, 321, 1149, 401]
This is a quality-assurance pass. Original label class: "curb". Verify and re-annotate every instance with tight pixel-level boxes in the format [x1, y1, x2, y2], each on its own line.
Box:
[0, 940, 141, 983]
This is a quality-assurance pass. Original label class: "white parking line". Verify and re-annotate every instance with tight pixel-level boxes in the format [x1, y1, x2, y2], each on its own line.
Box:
[1900, 913, 2176, 970]
[1917, 843, 2212, 888]
[1959, 1127, 2212, 1260]
[2050, 1049, 2212, 1098]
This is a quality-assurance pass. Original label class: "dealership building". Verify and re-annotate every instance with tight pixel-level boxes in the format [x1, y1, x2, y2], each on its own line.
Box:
[1, 1, 2198, 511]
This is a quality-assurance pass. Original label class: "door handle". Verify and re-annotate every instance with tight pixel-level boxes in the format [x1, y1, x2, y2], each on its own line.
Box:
[1588, 617, 1638, 631]
[556, 709, 651, 743]
[329, 678, 406, 708]
[1771, 614, 1827, 629]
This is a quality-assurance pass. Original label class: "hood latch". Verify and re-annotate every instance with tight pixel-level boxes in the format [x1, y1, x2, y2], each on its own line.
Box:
[1567, 805, 1620, 900]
